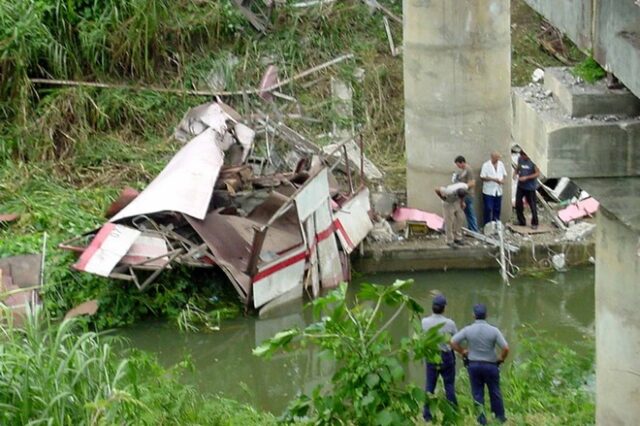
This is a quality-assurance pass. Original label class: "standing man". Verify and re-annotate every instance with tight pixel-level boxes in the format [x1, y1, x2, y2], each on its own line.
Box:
[421, 294, 458, 422]
[480, 152, 508, 226]
[453, 155, 479, 232]
[514, 150, 540, 229]
[451, 304, 509, 425]
[435, 182, 468, 249]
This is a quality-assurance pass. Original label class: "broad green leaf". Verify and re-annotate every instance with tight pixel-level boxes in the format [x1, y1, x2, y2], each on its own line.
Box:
[365, 373, 380, 388]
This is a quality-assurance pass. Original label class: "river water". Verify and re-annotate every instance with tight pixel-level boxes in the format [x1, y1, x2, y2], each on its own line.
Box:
[120, 267, 595, 413]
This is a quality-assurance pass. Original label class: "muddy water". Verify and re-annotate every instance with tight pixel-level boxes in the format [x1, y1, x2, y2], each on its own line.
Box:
[120, 267, 594, 413]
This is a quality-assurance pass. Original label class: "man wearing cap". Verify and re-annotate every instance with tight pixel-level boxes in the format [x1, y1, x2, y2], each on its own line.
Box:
[451, 304, 509, 425]
[421, 294, 458, 422]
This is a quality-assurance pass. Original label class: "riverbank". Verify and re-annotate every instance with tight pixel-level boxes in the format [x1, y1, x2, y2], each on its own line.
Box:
[356, 231, 595, 273]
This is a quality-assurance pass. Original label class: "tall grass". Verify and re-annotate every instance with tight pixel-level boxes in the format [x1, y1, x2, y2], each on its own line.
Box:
[0, 304, 274, 425]
[428, 328, 595, 425]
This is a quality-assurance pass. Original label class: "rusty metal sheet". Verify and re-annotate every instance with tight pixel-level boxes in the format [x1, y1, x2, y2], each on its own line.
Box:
[73, 224, 140, 277]
[0, 254, 42, 288]
[110, 129, 223, 222]
[64, 299, 99, 320]
[105, 187, 139, 218]
[185, 213, 252, 300]
[333, 187, 373, 254]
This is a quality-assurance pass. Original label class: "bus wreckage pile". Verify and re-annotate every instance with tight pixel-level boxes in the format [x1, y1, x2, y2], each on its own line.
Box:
[60, 101, 376, 314]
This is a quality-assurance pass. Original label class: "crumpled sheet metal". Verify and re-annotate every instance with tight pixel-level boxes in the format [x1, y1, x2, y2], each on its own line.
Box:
[333, 187, 373, 254]
[185, 192, 305, 302]
[0, 254, 42, 310]
[185, 213, 304, 301]
[73, 224, 141, 277]
[392, 207, 444, 231]
[557, 197, 599, 224]
[110, 129, 224, 222]
[174, 102, 229, 143]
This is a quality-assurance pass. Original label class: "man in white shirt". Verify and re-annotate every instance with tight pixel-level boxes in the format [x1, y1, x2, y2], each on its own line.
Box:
[479, 152, 508, 226]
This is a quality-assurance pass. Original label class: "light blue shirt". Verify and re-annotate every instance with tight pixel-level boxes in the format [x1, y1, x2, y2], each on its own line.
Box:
[422, 314, 458, 352]
[451, 320, 508, 362]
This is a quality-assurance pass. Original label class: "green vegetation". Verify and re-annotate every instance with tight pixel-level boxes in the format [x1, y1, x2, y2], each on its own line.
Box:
[255, 280, 447, 425]
[511, 0, 585, 85]
[0, 305, 274, 425]
[255, 283, 594, 425]
[572, 57, 607, 83]
[1, 0, 404, 328]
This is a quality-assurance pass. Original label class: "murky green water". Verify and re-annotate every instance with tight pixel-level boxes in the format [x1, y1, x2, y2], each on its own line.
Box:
[120, 267, 594, 413]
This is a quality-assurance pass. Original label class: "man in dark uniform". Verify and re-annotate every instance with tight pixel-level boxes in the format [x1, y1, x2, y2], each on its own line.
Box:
[514, 150, 540, 229]
[451, 304, 509, 425]
[421, 294, 458, 422]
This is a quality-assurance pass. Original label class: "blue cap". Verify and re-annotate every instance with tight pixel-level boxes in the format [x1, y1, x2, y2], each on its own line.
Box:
[473, 303, 487, 318]
[432, 294, 447, 307]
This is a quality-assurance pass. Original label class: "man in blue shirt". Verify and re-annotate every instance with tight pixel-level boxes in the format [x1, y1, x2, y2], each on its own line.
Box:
[514, 150, 540, 229]
[421, 294, 458, 422]
[451, 304, 509, 425]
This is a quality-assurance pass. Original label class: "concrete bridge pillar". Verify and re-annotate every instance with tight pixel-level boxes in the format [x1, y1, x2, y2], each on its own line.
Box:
[403, 0, 512, 221]
[595, 208, 640, 425]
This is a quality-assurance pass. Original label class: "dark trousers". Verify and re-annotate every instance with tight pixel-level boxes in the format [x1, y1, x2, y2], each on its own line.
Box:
[463, 195, 479, 232]
[468, 362, 506, 424]
[515, 187, 538, 226]
[482, 194, 502, 225]
[423, 351, 457, 421]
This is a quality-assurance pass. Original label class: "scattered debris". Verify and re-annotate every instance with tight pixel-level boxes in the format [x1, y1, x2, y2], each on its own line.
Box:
[558, 197, 599, 224]
[0, 253, 42, 317]
[30, 53, 354, 98]
[61, 98, 376, 314]
[531, 68, 545, 83]
[563, 221, 596, 242]
[383, 17, 399, 57]
[64, 299, 99, 320]
[507, 223, 553, 235]
[391, 207, 444, 231]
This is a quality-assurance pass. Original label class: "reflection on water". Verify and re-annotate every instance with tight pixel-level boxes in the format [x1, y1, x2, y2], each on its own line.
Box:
[119, 267, 594, 413]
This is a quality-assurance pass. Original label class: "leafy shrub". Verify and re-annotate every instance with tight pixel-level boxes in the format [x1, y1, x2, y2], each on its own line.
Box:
[572, 57, 606, 83]
[254, 280, 445, 425]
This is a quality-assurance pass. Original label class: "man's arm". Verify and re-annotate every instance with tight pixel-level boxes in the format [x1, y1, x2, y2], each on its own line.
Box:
[496, 329, 509, 363]
[450, 329, 467, 356]
[518, 164, 540, 182]
[498, 345, 510, 363]
[466, 169, 476, 189]
[450, 340, 467, 356]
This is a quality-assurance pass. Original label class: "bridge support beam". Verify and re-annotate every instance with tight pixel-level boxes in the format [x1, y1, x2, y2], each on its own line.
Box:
[595, 207, 640, 425]
[403, 0, 512, 220]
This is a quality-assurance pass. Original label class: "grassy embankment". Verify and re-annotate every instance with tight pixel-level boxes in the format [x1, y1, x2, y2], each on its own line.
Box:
[1, 0, 404, 328]
[0, 0, 586, 330]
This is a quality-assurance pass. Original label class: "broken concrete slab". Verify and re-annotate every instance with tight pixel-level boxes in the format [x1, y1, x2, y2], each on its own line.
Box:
[544, 67, 640, 117]
[512, 86, 640, 178]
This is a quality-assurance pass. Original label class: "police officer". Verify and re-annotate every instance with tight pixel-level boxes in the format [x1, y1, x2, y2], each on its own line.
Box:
[421, 294, 458, 422]
[451, 304, 509, 425]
